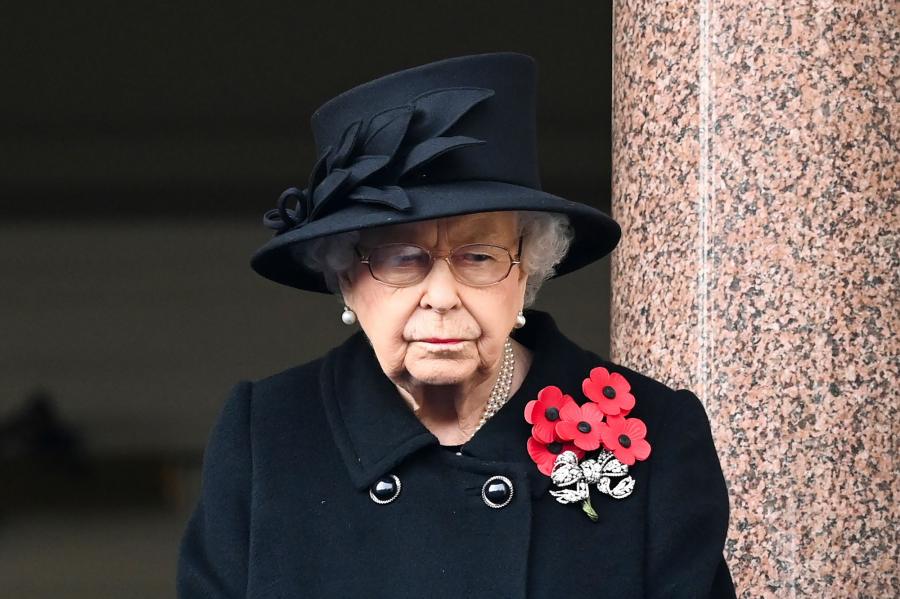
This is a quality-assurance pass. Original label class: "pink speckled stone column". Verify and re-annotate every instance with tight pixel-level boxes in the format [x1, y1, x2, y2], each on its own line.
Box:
[611, 1, 898, 597]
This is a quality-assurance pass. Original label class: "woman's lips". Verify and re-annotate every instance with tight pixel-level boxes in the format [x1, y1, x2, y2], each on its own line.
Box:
[420, 338, 465, 344]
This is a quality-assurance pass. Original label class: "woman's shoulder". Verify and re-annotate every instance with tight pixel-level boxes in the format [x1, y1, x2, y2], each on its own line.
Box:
[248, 330, 358, 388]
[595, 356, 713, 439]
[547, 338, 714, 454]
[240, 331, 368, 415]
[520, 310, 712, 433]
[558, 336, 707, 426]
[225, 350, 343, 450]
[594, 357, 706, 413]
[251, 355, 327, 397]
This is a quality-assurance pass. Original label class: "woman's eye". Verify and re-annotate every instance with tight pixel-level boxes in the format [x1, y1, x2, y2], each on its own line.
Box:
[390, 253, 427, 267]
[461, 252, 495, 264]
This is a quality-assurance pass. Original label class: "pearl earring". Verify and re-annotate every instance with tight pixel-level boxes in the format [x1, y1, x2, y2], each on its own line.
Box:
[341, 305, 357, 325]
[514, 311, 526, 329]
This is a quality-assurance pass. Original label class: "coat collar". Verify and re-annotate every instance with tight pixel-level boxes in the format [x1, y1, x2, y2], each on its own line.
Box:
[319, 309, 599, 498]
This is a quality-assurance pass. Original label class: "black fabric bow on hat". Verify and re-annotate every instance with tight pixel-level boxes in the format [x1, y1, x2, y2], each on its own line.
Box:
[263, 87, 495, 233]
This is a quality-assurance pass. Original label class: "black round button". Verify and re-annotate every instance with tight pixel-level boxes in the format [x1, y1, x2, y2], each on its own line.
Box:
[369, 474, 401, 504]
[481, 475, 514, 509]
[618, 434, 632, 448]
[603, 385, 617, 399]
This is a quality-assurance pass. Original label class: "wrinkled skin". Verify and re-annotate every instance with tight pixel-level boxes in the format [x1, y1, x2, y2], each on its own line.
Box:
[340, 212, 532, 444]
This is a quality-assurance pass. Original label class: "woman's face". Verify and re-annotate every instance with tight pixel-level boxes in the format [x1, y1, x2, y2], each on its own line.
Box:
[341, 212, 527, 387]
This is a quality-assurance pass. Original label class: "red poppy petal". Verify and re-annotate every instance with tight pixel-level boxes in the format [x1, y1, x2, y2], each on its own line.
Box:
[590, 366, 611, 385]
[624, 417, 648, 440]
[526, 438, 559, 476]
[546, 392, 569, 410]
[558, 398, 582, 421]
[562, 442, 586, 461]
[582, 378, 600, 402]
[560, 394, 580, 410]
[581, 401, 606, 424]
[538, 455, 553, 473]
[537, 385, 563, 403]
[631, 438, 652, 460]
[609, 371, 631, 393]
[555, 420, 579, 441]
[574, 429, 602, 451]
[598, 423, 618, 450]
[605, 415, 627, 434]
[524, 399, 537, 424]
[527, 437, 549, 462]
[538, 456, 556, 476]
[594, 400, 622, 417]
[615, 446, 636, 466]
[618, 392, 636, 412]
[532, 420, 557, 444]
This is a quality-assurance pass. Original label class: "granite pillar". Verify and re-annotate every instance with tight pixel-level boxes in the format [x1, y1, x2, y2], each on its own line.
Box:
[611, 1, 897, 596]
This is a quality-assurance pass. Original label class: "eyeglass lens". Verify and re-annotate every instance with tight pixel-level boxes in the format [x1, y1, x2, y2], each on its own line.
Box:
[366, 244, 515, 286]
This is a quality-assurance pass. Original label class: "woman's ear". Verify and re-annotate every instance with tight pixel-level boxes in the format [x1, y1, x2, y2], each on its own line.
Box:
[337, 269, 358, 308]
[517, 270, 529, 297]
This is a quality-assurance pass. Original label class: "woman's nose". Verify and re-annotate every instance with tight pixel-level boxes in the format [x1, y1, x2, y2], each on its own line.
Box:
[418, 258, 461, 312]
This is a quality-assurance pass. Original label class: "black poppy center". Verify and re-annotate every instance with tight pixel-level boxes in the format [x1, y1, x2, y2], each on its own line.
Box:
[544, 407, 560, 421]
[618, 434, 632, 448]
[577, 421, 592, 434]
[547, 441, 563, 454]
[603, 385, 617, 399]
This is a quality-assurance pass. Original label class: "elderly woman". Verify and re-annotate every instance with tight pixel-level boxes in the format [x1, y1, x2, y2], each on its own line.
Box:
[177, 53, 736, 598]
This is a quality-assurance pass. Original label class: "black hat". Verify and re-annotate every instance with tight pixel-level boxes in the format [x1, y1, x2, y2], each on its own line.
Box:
[250, 52, 620, 292]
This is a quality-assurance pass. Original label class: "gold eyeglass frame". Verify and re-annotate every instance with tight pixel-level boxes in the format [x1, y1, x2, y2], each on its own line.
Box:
[356, 237, 523, 288]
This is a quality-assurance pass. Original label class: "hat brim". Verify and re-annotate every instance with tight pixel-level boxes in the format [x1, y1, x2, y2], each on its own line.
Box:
[250, 180, 620, 293]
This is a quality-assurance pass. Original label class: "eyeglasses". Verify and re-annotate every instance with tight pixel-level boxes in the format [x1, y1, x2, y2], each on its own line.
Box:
[356, 238, 523, 287]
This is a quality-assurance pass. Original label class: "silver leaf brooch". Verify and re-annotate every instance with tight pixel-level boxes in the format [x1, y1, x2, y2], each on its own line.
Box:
[524, 367, 652, 521]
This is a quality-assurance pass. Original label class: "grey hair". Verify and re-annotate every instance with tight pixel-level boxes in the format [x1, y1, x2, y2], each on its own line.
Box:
[290, 211, 573, 308]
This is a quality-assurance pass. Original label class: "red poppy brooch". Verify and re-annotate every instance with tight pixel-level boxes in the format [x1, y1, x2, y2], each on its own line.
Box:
[524, 366, 651, 521]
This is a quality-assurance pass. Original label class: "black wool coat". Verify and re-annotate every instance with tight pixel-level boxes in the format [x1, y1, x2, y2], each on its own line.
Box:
[177, 310, 736, 598]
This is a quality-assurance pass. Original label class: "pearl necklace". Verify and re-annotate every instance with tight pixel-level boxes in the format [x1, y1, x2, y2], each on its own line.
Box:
[473, 338, 516, 433]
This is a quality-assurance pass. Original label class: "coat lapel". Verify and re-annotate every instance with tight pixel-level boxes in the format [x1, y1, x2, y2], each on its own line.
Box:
[319, 310, 600, 498]
[319, 331, 438, 490]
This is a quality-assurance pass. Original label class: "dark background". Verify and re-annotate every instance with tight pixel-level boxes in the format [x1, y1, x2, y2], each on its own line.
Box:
[0, 2, 613, 595]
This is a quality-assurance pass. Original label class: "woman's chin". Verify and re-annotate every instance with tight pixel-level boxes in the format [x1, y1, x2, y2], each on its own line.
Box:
[405, 359, 476, 386]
